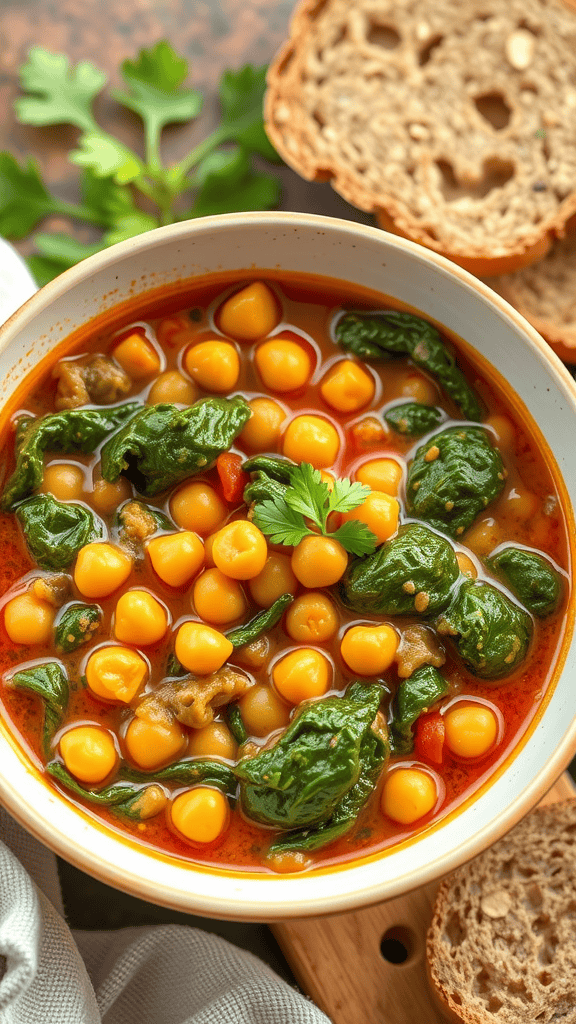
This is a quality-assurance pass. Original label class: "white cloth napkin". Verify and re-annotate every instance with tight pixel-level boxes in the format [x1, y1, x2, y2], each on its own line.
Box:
[0, 810, 331, 1023]
[0, 243, 331, 1024]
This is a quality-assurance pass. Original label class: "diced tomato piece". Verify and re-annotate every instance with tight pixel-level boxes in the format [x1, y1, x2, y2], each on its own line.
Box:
[414, 712, 445, 765]
[216, 452, 248, 505]
[156, 316, 197, 349]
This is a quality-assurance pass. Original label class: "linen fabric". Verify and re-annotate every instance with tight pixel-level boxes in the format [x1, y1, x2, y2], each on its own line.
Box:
[0, 809, 331, 1024]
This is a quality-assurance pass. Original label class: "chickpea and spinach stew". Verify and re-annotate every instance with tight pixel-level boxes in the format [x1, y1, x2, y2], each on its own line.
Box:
[0, 274, 569, 874]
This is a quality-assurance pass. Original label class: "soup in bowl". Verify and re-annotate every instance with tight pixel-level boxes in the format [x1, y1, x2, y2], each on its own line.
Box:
[0, 213, 574, 918]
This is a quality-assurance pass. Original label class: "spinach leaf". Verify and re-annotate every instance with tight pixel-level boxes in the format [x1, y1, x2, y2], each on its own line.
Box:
[439, 580, 532, 679]
[268, 705, 388, 854]
[384, 402, 444, 437]
[235, 682, 384, 830]
[486, 546, 564, 618]
[390, 666, 450, 755]
[16, 494, 103, 570]
[165, 651, 186, 677]
[242, 454, 296, 506]
[226, 704, 247, 745]
[55, 603, 101, 653]
[100, 397, 251, 496]
[226, 593, 293, 649]
[124, 757, 237, 798]
[335, 312, 482, 420]
[11, 662, 68, 756]
[47, 762, 166, 820]
[1, 402, 139, 510]
[339, 523, 460, 617]
[406, 427, 505, 538]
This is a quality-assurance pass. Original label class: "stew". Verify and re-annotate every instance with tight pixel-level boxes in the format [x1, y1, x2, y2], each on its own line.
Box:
[0, 272, 569, 874]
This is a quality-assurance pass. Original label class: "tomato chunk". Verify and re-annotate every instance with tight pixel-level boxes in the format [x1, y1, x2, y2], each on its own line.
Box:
[217, 452, 248, 504]
[414, 712, 445, 765]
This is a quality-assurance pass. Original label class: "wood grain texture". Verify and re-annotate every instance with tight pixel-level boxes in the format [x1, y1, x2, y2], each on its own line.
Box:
[272, 773, 576, 1024]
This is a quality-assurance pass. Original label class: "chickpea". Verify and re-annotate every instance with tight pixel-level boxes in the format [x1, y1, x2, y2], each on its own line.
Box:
[340, 624, 399, 676]
[285, 592, 339, 644]
[273, 648, 332, 705]
[464, 517, 501, 556]
[485, 413, 515, 450]
[399, 373, 437, 405]
[255, 338, 312, 393]
[86, 645, 148, 703]
[239, 683, 291, 737]
[381, 768, 437, 825]
[283, 414, 340, 468]
[193, 568, 247, 625]
[175, 620, 233, 675]
[320, 360, 375, 413]
[59, 725, 117, 784]
[240, 397, 286, 452]
[41, 463, 85, 501]
[74, 543, 132, 599]
[456, 551, 477, 579]
[114, 590, 168, 646]
[291, 535, 348, 588]
[113, 333, 161, 379]
[341, 491, 399, 545]
[125, 717, 186, 770]
[249, 553, 298, 608]
[444, 704, 498, 758]
[4, 592, 55, 645]
[148, 370, 197, 405]
[188, 720, 237, 760]
[184, 339, 240, 393]
[170, 787, 230, 843]
[90, 476, 133, 516]
[505, 486, 539, 521]
[212, 520, 268, 580]
[147, 532, 205, 588]
[203, 533, 217, 568]
[350, 416, 388, 450]
[170, 481, 226, 535]
[356, 458, 403, 497]
[218, 281, 279, 342]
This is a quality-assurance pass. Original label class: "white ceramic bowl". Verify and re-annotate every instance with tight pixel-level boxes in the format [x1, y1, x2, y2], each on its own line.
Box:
[0, 212, 575, 920]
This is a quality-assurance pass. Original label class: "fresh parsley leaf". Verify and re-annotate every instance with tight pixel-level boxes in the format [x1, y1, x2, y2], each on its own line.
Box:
[103, 211, 159, 246]
[112, 42, 202, 171]
[284, 462, 327, 526]
[0, 154, 61, 238]
[252, 497, 311, 548]
[218, 65, 280, 162]
[332, 521, 380, 557]
[328, 478, 371, 516]
[251, 461, 379, 557]
[186, 146, 280, 219]
[70, 133, 144, 184]
[15, 48, 106, 131]
[28, 234, 104, 285]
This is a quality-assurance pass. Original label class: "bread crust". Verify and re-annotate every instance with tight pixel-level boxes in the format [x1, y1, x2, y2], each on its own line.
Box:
[427, 800, 576, 1024]
[266, 0, 576, 275]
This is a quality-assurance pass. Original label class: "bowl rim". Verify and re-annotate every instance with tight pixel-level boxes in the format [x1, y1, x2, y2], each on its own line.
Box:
[0, 209, 576, 920]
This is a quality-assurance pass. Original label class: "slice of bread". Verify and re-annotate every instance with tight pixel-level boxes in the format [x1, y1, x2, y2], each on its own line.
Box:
[490, 230, 576, 362]
[427, 800, 576, 1024]
[266, 0, 576, 276]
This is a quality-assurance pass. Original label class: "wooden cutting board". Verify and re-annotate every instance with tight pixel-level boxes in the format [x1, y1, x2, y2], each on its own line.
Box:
[272, 772, 576, 1023]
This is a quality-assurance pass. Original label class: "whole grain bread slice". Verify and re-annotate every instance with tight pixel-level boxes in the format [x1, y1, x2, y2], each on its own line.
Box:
[490, 229, 576, 362]
[266, 0, 576, 275]
[427, 800, 576, 1024]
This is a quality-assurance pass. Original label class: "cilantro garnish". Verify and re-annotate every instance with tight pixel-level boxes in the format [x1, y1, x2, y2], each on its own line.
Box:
[2, 42, 282, 283]
[252, 462, 378, 557]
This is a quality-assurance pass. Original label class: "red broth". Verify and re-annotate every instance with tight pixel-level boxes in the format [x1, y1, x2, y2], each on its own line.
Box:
[0, 271, 569, 873]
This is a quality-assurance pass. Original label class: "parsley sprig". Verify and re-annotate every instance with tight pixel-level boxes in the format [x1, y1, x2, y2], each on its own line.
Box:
[1, 42, 282, 284]
[252, 462, 378, 557]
